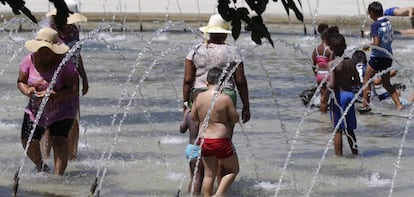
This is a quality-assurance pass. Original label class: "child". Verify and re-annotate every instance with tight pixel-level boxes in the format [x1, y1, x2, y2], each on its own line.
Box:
[329, 33, 360, 156]
[360, 1, 403, 112]
[191, 67, 239, 197]
[311, 23, 331, 113]
[179, 100, 203, 195]
[311, 25, 339, 113]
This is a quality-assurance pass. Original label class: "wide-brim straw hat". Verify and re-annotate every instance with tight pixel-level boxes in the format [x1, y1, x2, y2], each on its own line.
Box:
[46, 9, 87, 24]
[199, 14, 231, 34]
[25, 27, 69, 54]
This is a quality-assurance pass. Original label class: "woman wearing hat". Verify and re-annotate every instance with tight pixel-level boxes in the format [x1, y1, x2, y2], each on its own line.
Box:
[41, 7, 88, 161]
[17, 27, 79, 175]
[182, 14, 250, 196]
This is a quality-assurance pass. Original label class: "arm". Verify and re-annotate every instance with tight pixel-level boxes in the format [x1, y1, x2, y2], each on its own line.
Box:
[311, 49, 317, 75]
[77, 55, 89, 95]
[233, 62, 250, 123]
[227, 98, 239, 124]
[190, 99, 199, 122]
[17, 70, 36, 97]
[183, 59, 195, 109]
[179, 109, 190, 133]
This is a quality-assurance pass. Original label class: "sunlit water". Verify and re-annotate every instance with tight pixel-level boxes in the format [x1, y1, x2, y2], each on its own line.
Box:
[0, 22, 413, 196]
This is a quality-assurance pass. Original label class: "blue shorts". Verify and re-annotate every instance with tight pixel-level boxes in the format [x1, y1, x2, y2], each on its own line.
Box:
[330, 91, 357, 130]
[369, 57, 393, 71]
[384, 7, 398, 16]
[185, 144, 201, 160]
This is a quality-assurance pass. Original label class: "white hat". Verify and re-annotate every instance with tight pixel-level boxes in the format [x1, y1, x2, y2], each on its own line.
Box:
[25, 27, 69, 54]
[46, 9, 87, 24]
[199, 14, 231, 34]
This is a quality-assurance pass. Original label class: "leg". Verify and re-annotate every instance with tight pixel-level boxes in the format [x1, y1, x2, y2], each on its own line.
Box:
[202, 156, 218, 197]
[40, 129, 52, 161]
[68, 118, 79, 160]
[51, 136, 69, 175]
[215, 153, 239, 196]
[381, 72, 403, 110]
[362, 66, 376, 108]
[22, 139, 43, 171]
[320, 86, 329, 113]
[188, 159, 204, 195]
[345, 129, 358, 155]
[334, 129, 343, 156]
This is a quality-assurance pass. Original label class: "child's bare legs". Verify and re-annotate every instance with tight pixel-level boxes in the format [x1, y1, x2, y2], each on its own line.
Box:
[345, 129, 358, 155]
[409, 91, 414, 103]
[320, 86, 329, 113]
[334, 130, 343, 156]
[188, 159, 203, 195]
[381, 72, 403, 110]
[362, 66, 377, 108]
[215, 153, 239, 196]
[202, 156, 218, 197]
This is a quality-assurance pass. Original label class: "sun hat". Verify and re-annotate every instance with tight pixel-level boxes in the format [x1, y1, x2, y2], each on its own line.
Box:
[46, 9, 87, 24]
[199, 14, 231, 34]
[25, 27, 69, 54]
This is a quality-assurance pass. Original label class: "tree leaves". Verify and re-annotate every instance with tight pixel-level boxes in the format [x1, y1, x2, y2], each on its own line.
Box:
[217, 0, 303, 47]
[0, 0, 37, 23]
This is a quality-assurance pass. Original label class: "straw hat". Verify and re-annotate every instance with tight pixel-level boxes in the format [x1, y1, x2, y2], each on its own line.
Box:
[25, 27, 69, 54]
[46, 9, 87, 24]
[199, 14, 231, 34]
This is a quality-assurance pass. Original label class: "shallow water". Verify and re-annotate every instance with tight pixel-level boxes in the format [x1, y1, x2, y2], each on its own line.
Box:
[0, 22, 413, 197]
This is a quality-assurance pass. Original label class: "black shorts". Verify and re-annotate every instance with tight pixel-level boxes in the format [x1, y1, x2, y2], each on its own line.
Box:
[21, 113, 74, 140]
[368, 57, 392, 71]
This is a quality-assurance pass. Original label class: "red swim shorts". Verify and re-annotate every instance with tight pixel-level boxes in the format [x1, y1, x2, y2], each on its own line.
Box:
[201, 138, 235, 159]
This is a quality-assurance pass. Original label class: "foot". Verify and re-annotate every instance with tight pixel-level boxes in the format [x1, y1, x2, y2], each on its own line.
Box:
[357, 106, 371, 114]
[41, 164, 50, 173]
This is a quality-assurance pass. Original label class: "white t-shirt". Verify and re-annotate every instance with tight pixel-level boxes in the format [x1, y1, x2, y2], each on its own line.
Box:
[186, 43, 242, 89]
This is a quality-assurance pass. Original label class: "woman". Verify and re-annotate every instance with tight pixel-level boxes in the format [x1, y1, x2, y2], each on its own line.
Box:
[42, 8, 88, 161]
[17, 27, 79, 175]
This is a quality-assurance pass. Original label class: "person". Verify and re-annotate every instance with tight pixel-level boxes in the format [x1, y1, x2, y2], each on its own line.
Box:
[41, 6, 88, 161]
[179, 100, 203, 195]
[17, 27, 79, 175]
[410, 91, 414, 103]
[183, 14, 250, 124]
[191, 67, 239, 197]
[311, 23, 334, 113]
[328, 33, 359, 156]
[183, 14, 249, 187]
[360, 1, 404, 112]
[384, 6, 414, 28]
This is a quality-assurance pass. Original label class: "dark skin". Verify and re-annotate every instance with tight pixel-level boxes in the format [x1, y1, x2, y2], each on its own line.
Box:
[329, 36, 359, 156]
[183, 33, 250, 123]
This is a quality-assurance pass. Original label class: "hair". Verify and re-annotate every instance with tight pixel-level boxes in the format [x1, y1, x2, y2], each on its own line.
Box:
[322, 26, 339, 43]
[368, 1, 383, 17]
[317, 23, 328, 34]
[207, 67, 223, 85]
[352, 50, 367, 64]
[329, 33, 346, 57]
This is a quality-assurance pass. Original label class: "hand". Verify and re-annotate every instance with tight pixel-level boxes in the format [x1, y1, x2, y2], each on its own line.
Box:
[82, 80, 89, 95]
[362, 43, 371, 51]
[241, 106, 250, 123]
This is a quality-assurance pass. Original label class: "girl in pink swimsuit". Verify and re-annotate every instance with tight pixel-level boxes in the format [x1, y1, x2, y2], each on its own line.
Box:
[312, 25, 338, 113]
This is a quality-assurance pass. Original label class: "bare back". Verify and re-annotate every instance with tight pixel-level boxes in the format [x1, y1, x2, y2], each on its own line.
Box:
[330, 58, 360, 92]
[191, 89, 239, 139]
